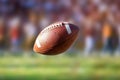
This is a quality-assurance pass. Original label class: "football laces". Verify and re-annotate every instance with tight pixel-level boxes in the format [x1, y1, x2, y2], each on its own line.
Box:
[41, 22, 65, 33]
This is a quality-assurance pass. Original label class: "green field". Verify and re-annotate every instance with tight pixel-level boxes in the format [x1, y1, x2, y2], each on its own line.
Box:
[0, 52, 120, 80]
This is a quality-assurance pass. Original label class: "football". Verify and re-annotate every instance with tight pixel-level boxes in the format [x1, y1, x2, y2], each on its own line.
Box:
[33, 22, 79, 55]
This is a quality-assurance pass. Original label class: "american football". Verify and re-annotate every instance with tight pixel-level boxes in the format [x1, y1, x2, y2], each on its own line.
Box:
[33, 22, 79, 55]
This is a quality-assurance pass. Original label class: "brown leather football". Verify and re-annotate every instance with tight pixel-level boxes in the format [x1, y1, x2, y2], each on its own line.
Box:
[33, 22, 79, 55]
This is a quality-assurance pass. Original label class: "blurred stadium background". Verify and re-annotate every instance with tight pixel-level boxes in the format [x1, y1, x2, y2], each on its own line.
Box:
[0, 0, 120, 79]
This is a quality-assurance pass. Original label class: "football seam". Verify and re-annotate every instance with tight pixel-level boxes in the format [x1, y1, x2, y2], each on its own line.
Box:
[41, 22, 65, 33]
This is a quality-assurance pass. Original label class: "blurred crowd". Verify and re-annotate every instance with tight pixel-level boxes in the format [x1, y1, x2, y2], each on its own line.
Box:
[0, 0, 120, 55]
